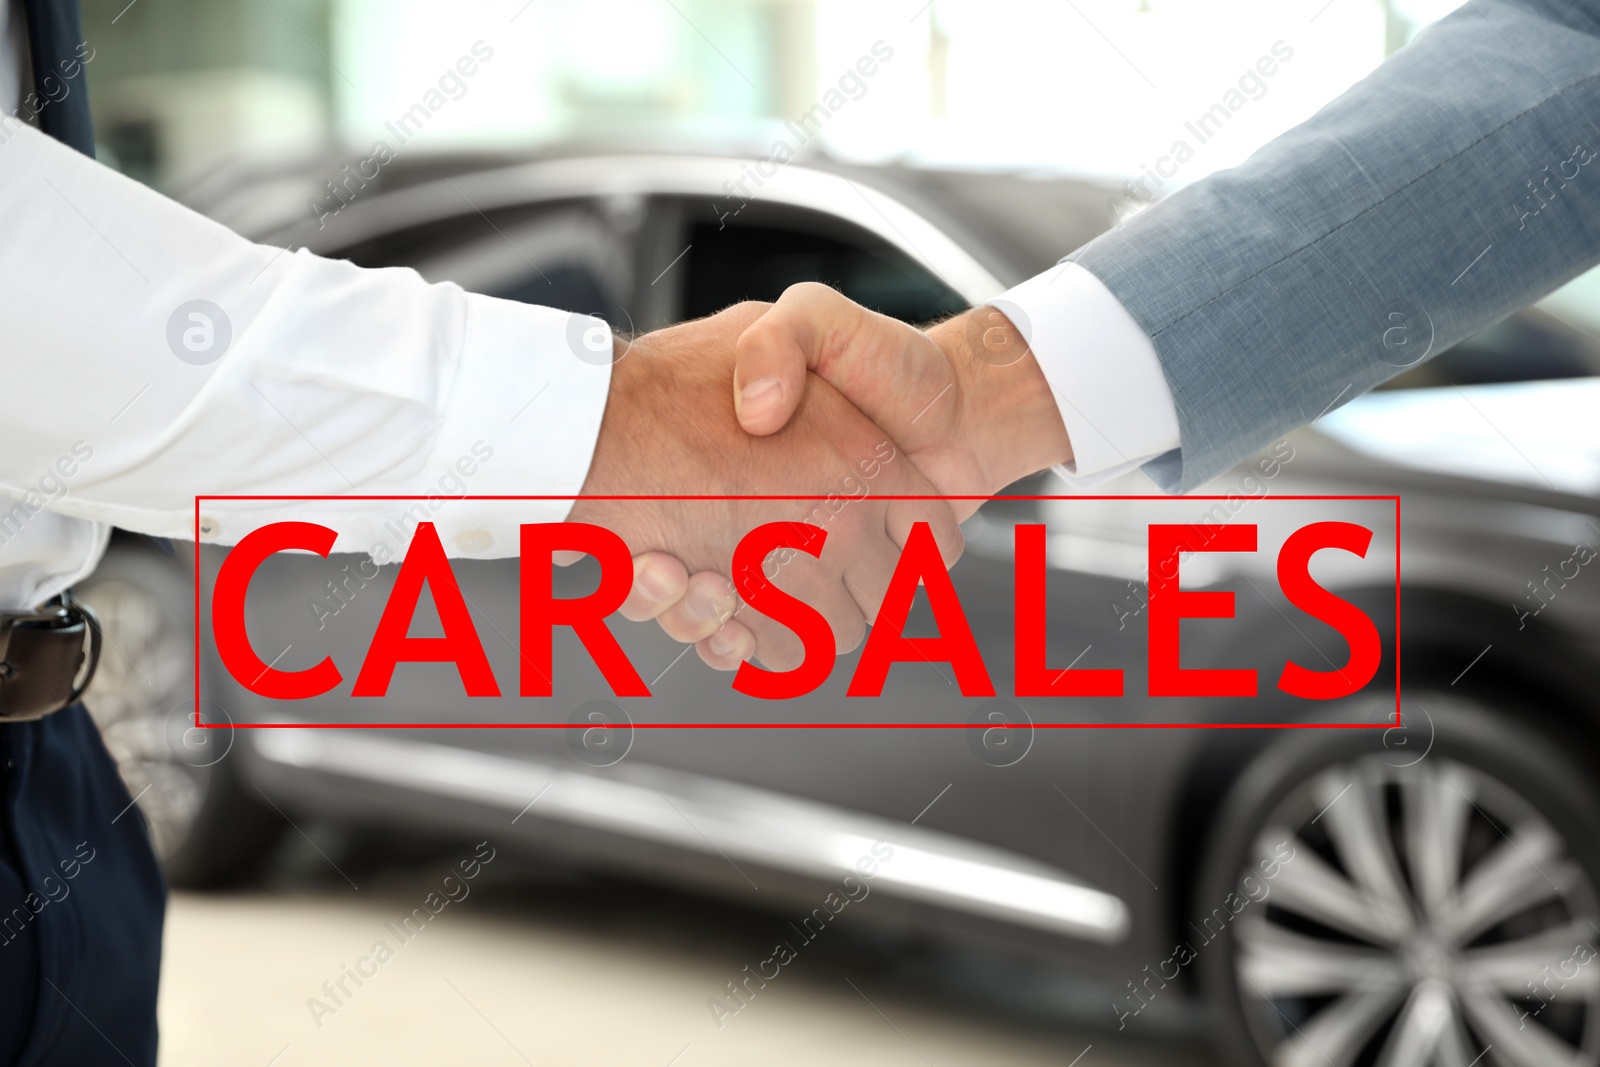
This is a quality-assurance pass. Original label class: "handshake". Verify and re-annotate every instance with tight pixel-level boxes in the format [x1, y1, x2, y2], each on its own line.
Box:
[566, 284, 1075, 673]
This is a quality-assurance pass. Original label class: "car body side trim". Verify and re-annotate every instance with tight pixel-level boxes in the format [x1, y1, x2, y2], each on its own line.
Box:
[251, 725, 1130, 944]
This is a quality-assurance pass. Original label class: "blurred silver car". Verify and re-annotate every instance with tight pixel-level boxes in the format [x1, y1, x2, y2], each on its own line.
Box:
[80, 146, 1600, 1067]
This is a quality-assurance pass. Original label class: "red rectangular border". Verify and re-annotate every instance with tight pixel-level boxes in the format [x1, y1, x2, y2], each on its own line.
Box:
[193, 494, 1401, 730]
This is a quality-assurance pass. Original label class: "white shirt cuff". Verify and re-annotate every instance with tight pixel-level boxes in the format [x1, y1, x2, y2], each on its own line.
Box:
[404, 296, 613, 559]
[989, 262, 1180, 489]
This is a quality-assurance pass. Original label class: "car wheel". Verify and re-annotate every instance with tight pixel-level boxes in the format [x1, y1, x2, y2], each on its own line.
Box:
[75, 541, 284, 888]
[1198, 696, 1600, 1067]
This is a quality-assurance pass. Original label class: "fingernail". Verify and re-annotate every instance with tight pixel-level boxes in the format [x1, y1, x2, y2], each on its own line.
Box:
[685, 588, 724, 622]
[708, 630, 741, 658]
[739, 378, 782, 424]
[635, 562, 676, 603]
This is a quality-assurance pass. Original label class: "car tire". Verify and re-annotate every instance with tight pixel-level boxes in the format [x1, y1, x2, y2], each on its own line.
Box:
[1196, 694, 1600, 1067]
[75, 540, 285, 888]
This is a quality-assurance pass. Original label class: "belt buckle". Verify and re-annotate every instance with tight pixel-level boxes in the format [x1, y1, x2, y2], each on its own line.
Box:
[0, 605, 62, 676]
[0, 594, 101, 722]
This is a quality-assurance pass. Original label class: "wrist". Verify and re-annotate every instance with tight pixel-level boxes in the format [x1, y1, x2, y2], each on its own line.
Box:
[568, 333, 647, 519]
[929, 306, 1073, 492]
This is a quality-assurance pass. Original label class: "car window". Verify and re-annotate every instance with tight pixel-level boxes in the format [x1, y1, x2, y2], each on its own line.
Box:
[331, 201, 629, 322]
[666, 199, 968, 326]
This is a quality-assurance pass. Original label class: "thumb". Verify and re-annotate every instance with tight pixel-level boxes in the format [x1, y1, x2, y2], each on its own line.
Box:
[736, 283, 961, 460]
[733, 282, 873, 436]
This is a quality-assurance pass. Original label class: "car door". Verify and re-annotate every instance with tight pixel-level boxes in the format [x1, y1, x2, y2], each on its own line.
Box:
[198, 172, 1193, 962]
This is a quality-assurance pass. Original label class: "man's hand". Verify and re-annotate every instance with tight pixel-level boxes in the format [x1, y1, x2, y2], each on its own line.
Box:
[733, 283, 1074, 515]
[573, 301, 964, 673]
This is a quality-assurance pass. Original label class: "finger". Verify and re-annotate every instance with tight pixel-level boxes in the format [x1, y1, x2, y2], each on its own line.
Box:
[823, 577, 869, 656]
[738, 556, 866, 666]
[723, 542, 803, 670]
[840, 526, 902, 623]
[696, 619, 755, 671]
[878, 444, 967, 561]
[813, 494, 901, 622]
[732, 603, 805, 674]
[886, 497, 965, 568]
[619, 552, 689, 622]
[655, 570, 740, 644]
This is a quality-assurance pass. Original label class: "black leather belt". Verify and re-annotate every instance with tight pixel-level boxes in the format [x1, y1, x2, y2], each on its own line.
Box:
[0, 592, 100, 723]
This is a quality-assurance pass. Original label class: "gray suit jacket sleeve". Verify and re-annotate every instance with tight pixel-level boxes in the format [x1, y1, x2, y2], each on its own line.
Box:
[1068, 0, 1600, 492]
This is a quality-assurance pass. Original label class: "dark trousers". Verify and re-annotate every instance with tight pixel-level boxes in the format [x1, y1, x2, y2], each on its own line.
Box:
[0, 706, 166, 1066]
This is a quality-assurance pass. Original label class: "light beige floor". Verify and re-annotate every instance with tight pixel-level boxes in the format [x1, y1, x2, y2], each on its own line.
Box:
[157, 876, 1210, 1067]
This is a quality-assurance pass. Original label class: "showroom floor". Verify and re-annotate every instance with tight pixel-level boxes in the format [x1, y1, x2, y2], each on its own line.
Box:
[156, 852, 1216, 1067]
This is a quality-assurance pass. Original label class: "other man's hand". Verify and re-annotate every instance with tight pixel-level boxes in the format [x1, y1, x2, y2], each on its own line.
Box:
[733, 283, 1074, 515]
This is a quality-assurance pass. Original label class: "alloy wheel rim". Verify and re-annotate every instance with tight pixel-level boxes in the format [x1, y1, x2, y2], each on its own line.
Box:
[1233, 753, 1600, 1067]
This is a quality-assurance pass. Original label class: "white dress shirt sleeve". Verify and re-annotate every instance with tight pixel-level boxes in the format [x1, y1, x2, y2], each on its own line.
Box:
[0, 122, 613, 560]
[988, 262, 1181, 489]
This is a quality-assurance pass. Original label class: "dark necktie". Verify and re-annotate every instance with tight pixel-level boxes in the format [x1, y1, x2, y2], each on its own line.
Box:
[20, 0, 93, 156]
[20, 0, 173, 557]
